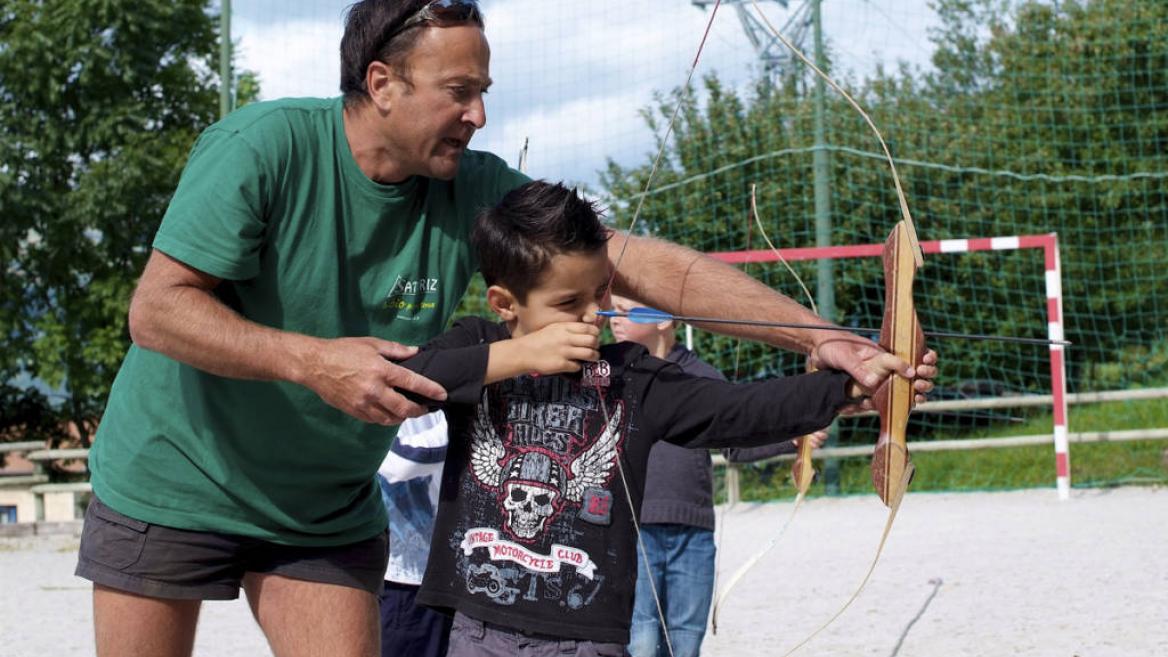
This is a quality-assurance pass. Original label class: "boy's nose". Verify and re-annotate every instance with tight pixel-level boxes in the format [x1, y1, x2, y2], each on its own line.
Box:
[584, 302, 605, 325]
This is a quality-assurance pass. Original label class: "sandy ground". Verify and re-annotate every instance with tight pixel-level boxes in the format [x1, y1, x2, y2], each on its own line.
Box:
[2, 486, 1165, 657]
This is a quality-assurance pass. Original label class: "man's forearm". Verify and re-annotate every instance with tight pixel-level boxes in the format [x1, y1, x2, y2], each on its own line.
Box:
[129, 281, 318, 386]
[608, 233, 835, 355]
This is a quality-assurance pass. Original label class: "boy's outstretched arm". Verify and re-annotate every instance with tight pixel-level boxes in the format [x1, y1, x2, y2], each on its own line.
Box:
[641, 363, 856, 451]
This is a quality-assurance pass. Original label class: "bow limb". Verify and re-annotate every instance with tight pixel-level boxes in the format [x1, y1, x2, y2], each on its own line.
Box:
[748, 0, 922, 265]
[710, 184, 819, 633]
[791, 403, 818, 495]
[775, 228, 928, 657]
[746, 0, 927, 510]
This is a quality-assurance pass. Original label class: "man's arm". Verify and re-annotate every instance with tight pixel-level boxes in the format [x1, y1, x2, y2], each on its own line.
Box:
[606, 233, 937, 401]
[128, 249, 446, 426]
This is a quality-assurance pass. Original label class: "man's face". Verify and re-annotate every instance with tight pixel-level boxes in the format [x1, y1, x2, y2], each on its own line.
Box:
[384, 25, 491, 180]
[510, 249, 612, 339]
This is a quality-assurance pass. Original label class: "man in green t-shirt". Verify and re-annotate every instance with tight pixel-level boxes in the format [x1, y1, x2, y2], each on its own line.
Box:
[77, 2, 936, 656]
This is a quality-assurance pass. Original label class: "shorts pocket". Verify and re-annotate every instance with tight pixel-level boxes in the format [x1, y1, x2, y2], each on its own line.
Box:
[81, 498, 149, 571]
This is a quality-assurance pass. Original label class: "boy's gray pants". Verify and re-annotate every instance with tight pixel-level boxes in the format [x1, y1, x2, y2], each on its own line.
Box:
[446, 611, 629, 657]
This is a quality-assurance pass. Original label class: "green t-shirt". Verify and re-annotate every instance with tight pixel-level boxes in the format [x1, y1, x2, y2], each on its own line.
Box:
[90, 97, 528, 545]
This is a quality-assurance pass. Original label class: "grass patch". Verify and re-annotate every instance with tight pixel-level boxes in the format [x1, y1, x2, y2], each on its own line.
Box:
[719, 394, 1168, 502]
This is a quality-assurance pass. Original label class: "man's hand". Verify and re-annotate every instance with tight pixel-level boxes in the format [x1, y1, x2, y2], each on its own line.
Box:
[303, 337, 447, 426]
[515, 322, 601, 375]
[812, 336, 937, 413]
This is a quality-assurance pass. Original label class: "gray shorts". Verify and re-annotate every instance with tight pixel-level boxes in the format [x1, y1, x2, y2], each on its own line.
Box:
[75, 496, 388, 600]
[446, 612, 629, 657]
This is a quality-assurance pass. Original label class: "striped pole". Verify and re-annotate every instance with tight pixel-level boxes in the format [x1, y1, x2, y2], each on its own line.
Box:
[1043, 234, 1071, 499]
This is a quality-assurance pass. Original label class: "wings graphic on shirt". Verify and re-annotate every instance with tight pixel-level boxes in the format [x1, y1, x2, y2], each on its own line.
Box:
[469, 390, 506, 488]
[565, 404, 622, 503]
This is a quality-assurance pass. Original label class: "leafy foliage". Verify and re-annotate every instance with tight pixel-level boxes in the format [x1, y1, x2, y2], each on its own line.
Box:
[0, 0, 255, 447]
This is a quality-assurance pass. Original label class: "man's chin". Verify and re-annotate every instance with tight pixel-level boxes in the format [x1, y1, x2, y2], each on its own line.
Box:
[427, 152, 465, 180]
[429, 158, 460, 178]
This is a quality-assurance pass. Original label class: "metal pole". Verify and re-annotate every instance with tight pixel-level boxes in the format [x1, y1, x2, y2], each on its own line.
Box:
[810, 0, 840, 494]
[219, 0, 233, 119]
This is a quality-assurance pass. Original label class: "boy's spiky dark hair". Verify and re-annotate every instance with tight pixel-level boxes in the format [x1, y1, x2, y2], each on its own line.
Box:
[472, 181, 610, 301]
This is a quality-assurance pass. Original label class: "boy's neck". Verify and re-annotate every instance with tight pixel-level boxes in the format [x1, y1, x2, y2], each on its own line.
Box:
[645, 333, 676, 359]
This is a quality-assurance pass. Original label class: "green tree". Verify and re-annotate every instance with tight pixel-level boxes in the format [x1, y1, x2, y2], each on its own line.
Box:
[0, 0, 255, 448]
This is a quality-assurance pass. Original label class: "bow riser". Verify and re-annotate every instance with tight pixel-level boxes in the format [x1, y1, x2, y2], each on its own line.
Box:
[871, 220, 926, 507]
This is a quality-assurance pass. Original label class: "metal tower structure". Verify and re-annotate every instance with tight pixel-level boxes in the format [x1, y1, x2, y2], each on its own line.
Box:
[690, 0, 813, 82]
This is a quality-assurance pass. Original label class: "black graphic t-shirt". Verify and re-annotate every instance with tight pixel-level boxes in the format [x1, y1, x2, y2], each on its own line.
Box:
[401, 317, 852, 643]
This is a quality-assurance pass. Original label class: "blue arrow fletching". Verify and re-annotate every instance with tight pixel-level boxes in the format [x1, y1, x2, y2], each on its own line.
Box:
[598, 306, 672, 322]
[625, 307, 673, 324]
[597, 307, 672, 324]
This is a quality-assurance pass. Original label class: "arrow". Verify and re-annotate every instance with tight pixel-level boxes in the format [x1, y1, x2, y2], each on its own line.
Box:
[597, 308, 1071, 347]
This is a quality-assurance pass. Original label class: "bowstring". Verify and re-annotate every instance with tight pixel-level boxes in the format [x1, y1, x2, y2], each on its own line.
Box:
[748, 0, 923, 265]
[604, 1, 724, 291]
[597, 4, 724, 656]
[710, 183, 820, 632]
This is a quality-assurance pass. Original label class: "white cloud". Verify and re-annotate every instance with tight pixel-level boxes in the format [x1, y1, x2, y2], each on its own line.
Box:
[235, 17, 342, 100]
[474, 87, 654, 185]
[231, 0, 939, 186]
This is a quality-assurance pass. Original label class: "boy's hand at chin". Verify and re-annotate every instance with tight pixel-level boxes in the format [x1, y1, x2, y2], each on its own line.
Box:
[520, 321, 602, 375]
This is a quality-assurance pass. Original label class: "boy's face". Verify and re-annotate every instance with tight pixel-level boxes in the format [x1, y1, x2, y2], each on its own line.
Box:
[495, 249, 612, 338]
[609, 295, 671, 346]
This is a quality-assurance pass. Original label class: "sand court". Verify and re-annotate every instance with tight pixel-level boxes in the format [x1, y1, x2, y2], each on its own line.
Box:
[2, 486, 1165, 657]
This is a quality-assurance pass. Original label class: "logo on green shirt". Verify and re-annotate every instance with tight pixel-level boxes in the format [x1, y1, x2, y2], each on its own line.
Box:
[383, 274, 441, 319]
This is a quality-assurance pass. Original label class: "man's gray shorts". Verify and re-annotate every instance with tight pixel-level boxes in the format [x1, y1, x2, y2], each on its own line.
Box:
[75, 496, 388, 600]
[446, 611, 629, 657]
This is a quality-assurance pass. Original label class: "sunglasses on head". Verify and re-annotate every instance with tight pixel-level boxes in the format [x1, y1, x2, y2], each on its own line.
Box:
[386, 0, 481, 43]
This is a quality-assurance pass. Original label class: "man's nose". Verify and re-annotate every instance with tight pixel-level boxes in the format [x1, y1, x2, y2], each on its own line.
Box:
[464, 96, 486, 129]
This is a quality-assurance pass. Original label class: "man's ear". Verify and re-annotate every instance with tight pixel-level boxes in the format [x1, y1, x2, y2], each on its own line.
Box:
[366, 60, 404, 113]
[486, 285, 518, 321]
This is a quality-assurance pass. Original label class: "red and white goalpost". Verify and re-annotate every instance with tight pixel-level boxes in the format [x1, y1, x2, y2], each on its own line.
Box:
[708, 233, 1072, 500]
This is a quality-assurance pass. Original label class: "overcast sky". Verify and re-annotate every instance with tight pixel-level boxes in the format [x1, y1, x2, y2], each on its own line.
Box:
[233, 0, 940, 187]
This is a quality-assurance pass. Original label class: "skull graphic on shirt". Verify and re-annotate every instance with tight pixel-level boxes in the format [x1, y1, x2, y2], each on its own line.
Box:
[468, 389, 622, 543]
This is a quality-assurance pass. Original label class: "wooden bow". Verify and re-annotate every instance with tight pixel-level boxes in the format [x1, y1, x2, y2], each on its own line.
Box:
[745, 3, 928, 654]
[871, 220, 926, 508]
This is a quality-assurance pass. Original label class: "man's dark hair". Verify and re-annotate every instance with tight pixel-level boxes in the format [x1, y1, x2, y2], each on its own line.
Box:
[473, 181, 611, 302]
[340, 0, 485, 107]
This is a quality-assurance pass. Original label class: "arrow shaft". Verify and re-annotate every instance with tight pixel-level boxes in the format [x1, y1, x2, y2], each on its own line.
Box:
[597, 310, 1070, 346]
